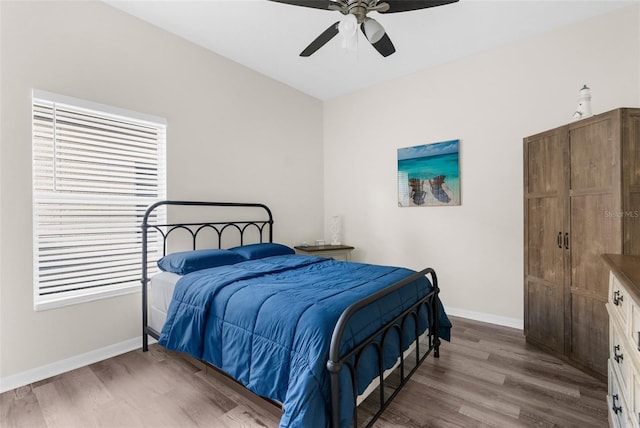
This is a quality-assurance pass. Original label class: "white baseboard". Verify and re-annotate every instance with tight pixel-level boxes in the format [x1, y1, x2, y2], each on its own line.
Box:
[0, 336, 156, 394]
[446, 306, 523, 330]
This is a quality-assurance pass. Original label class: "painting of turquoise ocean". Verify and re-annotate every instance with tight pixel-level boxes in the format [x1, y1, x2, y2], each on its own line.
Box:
[397, 140, 460, 207]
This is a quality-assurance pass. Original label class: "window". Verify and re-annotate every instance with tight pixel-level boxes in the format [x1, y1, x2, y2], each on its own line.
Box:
[32, 90, 166, 310]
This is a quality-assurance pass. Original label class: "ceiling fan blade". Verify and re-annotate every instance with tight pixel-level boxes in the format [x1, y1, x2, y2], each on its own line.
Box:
[268, 0, 339, 11]
[361, 24, 396, 57]
[379, 0, 459, 13]
[300, 21, 340, 57]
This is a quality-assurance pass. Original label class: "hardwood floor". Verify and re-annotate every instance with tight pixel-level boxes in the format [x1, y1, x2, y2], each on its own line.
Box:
[1, 316, 608, 427]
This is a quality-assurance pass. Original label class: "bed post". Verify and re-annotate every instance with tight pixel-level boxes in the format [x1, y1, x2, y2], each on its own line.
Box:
[429, 268, 441, 358]
[141, 204, 151, 352]
[141, 201, 164, 352]
[141, 228, 149, 351]
[326, 360, 342, 428]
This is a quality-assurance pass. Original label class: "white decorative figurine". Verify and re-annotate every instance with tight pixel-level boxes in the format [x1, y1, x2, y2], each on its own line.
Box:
[572, 84, 592, 121]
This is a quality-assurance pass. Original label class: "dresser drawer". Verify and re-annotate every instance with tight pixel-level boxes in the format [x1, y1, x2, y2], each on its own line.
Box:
[633, 373, 640, 428]
[632, 302, 640, 358]
[609, 361, 633, 428]
[611, 272, 631, 327]
[611, 324, 632, 397]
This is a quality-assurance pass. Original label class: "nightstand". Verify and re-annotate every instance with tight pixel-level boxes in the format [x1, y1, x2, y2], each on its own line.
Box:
[294, 245, 354, 261]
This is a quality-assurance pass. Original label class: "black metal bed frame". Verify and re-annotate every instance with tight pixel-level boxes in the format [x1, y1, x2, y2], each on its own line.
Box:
[140, 200, 441, 428]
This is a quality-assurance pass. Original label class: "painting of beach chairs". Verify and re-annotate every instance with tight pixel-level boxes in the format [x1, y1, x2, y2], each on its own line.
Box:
[397, 140, 460, 207]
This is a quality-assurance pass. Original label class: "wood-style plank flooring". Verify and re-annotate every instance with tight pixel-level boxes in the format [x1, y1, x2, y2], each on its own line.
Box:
[1, 316, 608, 427]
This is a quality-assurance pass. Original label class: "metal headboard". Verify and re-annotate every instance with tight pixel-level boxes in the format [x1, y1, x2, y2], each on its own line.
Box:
[140, 200, 273, 350]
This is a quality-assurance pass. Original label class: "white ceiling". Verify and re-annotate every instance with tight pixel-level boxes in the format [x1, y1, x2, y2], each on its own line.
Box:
[105, 0, 637, 100]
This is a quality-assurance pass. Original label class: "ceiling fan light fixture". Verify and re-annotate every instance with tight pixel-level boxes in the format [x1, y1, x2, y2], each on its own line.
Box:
[338, 14, 358, 37]
[338, 14, 358, 51]
[363, 18, 385, 44]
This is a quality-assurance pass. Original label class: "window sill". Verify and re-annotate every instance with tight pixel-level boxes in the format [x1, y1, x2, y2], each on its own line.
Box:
[34, 283, 140, 311]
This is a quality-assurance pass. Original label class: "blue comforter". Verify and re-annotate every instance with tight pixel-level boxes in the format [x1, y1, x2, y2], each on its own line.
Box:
[159, 255, 450, 427]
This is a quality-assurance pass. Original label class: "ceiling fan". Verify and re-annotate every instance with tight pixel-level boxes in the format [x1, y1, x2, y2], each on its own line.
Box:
[268, 0, 459, 57]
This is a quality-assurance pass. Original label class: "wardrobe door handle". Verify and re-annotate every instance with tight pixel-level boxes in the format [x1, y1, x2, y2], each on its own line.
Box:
[557, 232, 562, 249]
[564, 232, 569, 250]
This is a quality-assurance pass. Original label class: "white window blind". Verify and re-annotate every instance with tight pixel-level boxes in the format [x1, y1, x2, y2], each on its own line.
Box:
[32, 90, 166, 310]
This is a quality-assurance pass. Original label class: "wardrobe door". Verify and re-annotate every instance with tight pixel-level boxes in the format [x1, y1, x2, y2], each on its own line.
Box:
[568, 112, 622, 376]
[623, 110, 640, 255]
[524, 129, 568, 353]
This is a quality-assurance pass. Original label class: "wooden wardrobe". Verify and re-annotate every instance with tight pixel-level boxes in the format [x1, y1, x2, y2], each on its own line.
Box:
[523, 108, 640, 378]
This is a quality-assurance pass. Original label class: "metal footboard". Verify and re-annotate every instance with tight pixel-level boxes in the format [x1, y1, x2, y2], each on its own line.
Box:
[327, 268, 441, 427]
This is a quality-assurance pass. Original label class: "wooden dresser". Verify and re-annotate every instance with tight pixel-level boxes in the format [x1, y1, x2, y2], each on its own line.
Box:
[604, 254, 640, 428]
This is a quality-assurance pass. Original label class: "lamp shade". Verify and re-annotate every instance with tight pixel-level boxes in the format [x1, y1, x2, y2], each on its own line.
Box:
[338, 14, 358, 38]
[363, 18, 385, 43]
[338, 14, 358, 50]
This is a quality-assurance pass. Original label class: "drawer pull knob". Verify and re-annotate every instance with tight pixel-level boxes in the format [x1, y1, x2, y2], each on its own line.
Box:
[612, 394, 622, 414]
[613, 345, 624, 363]
[613, 290, 624, 306]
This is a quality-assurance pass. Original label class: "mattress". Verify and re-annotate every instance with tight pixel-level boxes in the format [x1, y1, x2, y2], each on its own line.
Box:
[149, 271, 181, 333]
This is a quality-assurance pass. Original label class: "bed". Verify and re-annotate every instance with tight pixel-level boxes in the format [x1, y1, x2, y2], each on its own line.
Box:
[141, 201, 451, 427]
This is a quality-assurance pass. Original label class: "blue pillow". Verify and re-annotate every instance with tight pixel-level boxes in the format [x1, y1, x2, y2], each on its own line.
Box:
[157, 249, 245, 275]
[228, 243, 295, 260]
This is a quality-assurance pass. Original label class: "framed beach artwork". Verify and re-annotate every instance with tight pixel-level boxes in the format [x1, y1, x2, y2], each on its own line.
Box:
[397, 140, 460, 207]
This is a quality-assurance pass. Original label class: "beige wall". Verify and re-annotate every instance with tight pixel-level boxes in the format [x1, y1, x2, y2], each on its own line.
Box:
[0, 1, 323, 382]
[323, 4, 640, 326]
